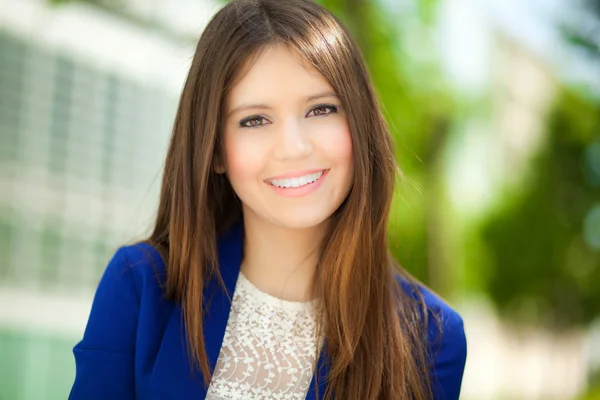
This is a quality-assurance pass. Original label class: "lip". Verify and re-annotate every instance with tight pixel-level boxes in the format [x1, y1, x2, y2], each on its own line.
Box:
[265, 169, 328, 181]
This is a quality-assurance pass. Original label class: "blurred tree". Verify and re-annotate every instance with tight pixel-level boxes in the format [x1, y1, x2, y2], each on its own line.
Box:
[480, 0, 600, 329]
[562, 0, 600, 60]
[480, 91, 600, 328]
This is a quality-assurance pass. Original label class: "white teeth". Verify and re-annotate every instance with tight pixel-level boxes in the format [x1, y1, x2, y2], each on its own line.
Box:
[268, 171, 324, 188]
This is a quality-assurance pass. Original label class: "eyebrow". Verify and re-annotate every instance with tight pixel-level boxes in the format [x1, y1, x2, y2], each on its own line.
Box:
[227, 90, 339, 118]
[305, 90, 338, 102]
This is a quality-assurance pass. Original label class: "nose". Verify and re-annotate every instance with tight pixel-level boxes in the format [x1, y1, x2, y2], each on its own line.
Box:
[273, 119, 313, 161]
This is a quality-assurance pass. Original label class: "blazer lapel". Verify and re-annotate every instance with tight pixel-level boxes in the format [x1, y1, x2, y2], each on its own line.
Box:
[147, 220, 244, 399]
[203, 220, 244, 375]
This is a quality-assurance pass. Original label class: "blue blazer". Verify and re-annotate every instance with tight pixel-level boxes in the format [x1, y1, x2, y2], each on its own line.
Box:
[70, 221, 467, 399]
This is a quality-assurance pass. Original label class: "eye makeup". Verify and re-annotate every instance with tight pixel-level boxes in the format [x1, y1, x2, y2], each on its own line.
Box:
[238, 103, 340, 129]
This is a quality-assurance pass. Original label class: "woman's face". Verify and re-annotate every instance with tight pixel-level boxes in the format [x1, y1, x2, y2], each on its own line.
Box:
[221, 43, 354, 230]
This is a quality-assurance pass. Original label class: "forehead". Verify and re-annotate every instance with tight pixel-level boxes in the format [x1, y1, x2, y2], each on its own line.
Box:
[225, 44, 333, 105]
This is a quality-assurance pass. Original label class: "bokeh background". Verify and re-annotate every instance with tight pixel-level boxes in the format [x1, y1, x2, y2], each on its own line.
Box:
[0, 0, 599, 398]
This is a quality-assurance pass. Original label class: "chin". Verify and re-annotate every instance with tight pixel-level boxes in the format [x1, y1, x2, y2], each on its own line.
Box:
[266, 210, 333, 231]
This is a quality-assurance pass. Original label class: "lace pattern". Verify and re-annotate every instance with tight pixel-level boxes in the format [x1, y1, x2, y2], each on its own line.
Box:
[205, 272, 323, 400]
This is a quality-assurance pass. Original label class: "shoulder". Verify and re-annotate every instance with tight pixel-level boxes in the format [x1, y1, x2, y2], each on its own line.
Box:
[395, 274, 467, 399]
[70, 243, 169, 398]
[394, 274, 465, 348]
[78, 243, 168, 350]
[102, 242, 167, 296]
[114, 242, 167, 278]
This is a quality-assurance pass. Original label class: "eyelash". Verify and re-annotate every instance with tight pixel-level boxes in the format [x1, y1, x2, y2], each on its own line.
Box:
[239, 104, 339, 128]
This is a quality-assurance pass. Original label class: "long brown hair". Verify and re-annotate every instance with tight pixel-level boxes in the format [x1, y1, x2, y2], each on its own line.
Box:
[147, 0, 432, 398]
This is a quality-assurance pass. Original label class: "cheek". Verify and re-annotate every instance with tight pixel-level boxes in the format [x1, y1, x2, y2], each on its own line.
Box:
[320, 121, 354, 169]
[223, 134, 266, 185]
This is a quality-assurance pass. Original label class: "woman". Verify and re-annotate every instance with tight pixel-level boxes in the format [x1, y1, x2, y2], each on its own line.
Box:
[69, 0, 467, 399]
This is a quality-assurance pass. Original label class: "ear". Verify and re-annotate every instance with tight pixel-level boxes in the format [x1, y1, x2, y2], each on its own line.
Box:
[214, 164, 226, 174]
[213, 153, 226, 174]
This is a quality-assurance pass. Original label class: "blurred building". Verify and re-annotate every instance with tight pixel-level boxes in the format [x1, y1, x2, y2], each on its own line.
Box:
[0, 0, 218, 398]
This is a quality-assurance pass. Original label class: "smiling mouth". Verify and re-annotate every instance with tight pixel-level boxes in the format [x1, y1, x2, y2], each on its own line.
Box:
[265, 170, 327, 188]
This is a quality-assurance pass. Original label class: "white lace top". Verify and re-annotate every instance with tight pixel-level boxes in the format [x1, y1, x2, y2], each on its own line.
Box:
[205, 272, 323, 400]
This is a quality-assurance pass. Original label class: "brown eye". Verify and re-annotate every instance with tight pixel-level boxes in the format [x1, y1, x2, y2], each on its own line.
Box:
[240, 116, 268, 128]
[307, 105, 337, 117]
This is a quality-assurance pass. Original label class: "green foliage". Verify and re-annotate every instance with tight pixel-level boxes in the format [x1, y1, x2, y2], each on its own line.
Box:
[581, 383, 600, 400]
[477, 0, 600, 329]
[561, 0, 600, 58]
[480, 90, 600, 328]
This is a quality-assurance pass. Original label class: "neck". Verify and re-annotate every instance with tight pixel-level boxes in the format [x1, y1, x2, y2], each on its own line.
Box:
[240, 211, 328, 302]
